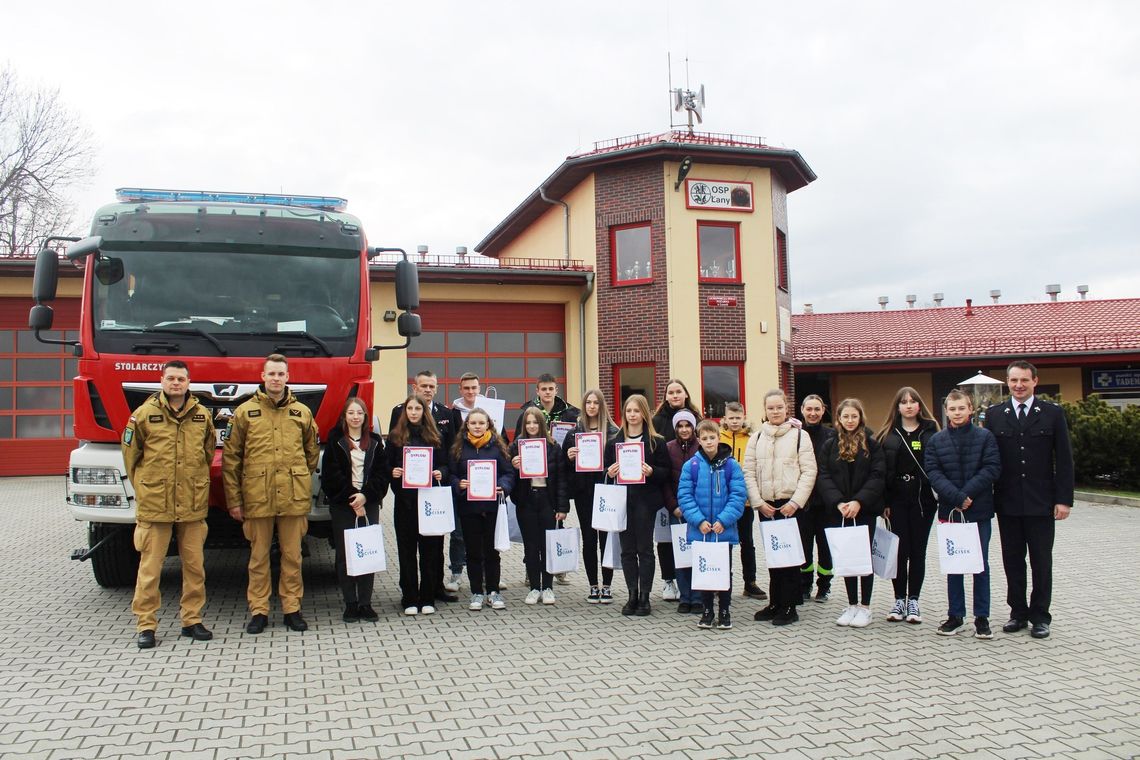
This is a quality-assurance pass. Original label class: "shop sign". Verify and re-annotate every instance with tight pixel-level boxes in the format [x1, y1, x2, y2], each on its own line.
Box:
[1091, 369, 1140, 391]
[685, 179, 754, 212]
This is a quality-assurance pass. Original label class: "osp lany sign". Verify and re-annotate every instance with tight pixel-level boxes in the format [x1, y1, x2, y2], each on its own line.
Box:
[685, 179, 754, 212]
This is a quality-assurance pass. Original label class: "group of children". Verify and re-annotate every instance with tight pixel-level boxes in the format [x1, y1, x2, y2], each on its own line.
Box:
[329, 378, 1000, 638]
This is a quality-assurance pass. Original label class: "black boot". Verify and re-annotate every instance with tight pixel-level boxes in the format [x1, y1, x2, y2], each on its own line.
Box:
[621, 593, 638, 616]
[635, 592, 651, 616]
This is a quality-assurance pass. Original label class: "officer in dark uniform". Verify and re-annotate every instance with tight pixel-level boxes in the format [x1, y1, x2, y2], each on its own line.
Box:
[984, 359, 1074, 639]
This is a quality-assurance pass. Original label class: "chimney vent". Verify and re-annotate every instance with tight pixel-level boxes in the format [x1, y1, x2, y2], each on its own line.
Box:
[456, 245, 468, 257]
[877, 296, 889, 310]
[933, 292, 944, 306]
[905, 294, 917, 308]
[965, 298, 974, 316]
[1046, 283, 1061, 301]
[990, 289, 1001, 303]
[803, 303, 814, 315]
[1077, 284, 1089, 300]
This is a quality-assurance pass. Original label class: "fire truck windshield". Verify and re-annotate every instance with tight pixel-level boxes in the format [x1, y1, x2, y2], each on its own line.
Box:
[91, 247, 361, 357]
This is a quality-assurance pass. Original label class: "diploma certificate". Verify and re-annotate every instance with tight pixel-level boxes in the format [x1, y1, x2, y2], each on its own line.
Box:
[616, 441, 646, 484]
[518, 438, 548, 479]
[402, 447, 433, 489]
[552, 422, 576, 447]
[574, 432, 604, 472]
[467, 460, 498, 501]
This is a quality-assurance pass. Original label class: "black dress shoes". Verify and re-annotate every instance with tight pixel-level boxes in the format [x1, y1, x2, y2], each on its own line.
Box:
[435, 591, 459, 603]
[137, 630, 156, 649]
[1030, 622, 1050, 639]
[246, 614, 268, 634]
[283, 612, 309, 631]
[1002, 618, 1028, 634]
[181, 623, 213, 641]
[357, 604, 379, 622]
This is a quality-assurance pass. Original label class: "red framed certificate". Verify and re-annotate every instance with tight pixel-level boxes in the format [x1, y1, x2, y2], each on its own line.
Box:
[552, 422, 576, 447]
[518, 438, 548, 479]
[467, 459, 498, 501]
[402, 446, 433, 489]
[574, 431, 604, 472]
[615, 441, 646, 484]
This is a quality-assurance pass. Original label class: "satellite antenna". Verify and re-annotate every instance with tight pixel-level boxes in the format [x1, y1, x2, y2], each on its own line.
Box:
[672, 84, 706, 134]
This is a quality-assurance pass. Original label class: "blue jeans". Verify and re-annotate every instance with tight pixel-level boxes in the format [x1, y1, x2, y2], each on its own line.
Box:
[675, 567, 694, 604]
[448, 521, 466, 574]
[947, 518, 991, 618]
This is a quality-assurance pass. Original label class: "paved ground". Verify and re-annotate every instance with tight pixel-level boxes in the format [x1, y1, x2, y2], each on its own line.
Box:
[0, 476, 1137, 760]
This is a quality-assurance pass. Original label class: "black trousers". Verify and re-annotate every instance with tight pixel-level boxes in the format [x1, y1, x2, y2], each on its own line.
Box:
[736, 507, 757, 584]
[843, 519, 875, 606]
[574, 496, 614, 587]
[392, 501, 444, 608]
[889, 482, 936, 600]
[760, 503, 799, 607]
[620, 501, 656, 597]
[330, 503, 380, 606]
[517, 489, 557, 591]
[657, 509, 680, 582]
[459, 510, 501, 595]
[702, 554, 733, 612]
[799, 506, 833, 592]
[998, 514, 1055, 624]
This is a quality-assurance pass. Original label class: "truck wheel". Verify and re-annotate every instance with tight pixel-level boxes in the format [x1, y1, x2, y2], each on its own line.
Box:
[89, 523, 140, 588]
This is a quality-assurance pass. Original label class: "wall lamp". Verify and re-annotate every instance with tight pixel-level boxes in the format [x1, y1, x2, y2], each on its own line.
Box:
[383, 310, 397, 322]
[674, 156, 694, 191]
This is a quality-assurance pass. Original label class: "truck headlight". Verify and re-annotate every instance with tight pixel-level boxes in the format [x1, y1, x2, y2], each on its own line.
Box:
[72, 467, 121, 485]
[71, 493, 125, 507]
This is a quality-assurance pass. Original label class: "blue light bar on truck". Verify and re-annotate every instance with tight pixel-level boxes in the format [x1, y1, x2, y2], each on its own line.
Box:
[115, 188, 348, 212]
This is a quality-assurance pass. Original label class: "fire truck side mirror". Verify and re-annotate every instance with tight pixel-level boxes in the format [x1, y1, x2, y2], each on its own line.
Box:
[394, 258, 419, 311]
[33, 248, 60, 303]
[29, 303, 54, 331]
[397, 311, 421, 338]
[94, 256, 125, 286]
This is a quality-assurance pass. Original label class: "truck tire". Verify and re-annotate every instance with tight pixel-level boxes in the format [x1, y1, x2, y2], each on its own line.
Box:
[89, 523, 140, 588]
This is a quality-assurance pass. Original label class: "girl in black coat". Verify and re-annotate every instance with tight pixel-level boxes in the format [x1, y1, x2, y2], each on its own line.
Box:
[815, 398, 885, 629]
[799, 395, 835, 601]
[562, 388, 621, 603]
[320, 397, 389, 623]
[449, 408, 516, 611]
[605, 393, 672, 616]
[651, 378, 702, 443]
[510, 408, 571, 604]
[387, 394, 449, 616]
[875, 387, 940, 624]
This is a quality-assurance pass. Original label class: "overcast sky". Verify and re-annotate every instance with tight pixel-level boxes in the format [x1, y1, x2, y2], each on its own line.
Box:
[4, 1, 1138, 313]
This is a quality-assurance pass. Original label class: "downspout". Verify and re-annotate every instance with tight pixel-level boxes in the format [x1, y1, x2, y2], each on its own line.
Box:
[539, 184, 589, 394]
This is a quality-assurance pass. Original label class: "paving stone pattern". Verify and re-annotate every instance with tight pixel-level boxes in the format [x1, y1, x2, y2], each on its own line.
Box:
[0, 476, 1137, 759]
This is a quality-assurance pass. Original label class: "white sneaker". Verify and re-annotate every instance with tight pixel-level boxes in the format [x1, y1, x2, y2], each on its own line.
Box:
[887, 599, 906, 622]
[662, 580, 680, 601]
[906, 598, 923, 624]
[498, 581, 508, 590]
[849, 606, 873, 628]
[403, 606, 418, 616]
[525, 589, 542, 605]
[555, 573, 571, 586]
[444, 573, 461, 592]
[489, 591, 507, 610]
[542, 588, 556, 605]
[420, 605, 436, 615]
[836, 606, 858, 626]
[468, 594, 484, 611]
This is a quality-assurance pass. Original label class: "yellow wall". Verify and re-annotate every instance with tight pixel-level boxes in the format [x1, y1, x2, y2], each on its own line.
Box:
[369, 281, 586, 414]
[661, 163, 780, 407]
[833, 372, 935, 427]
[979, 365, 1082, 402]
[0, 273, 83, 298]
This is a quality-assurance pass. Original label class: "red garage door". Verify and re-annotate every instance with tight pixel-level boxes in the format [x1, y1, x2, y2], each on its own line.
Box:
[406, 302, 567, 435]
[0, 297, 81, 475]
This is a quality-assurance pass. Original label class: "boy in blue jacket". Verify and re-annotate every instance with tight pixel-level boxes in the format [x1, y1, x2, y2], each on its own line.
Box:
[678, 420, 747, 630]
[925, 390, 1002, 639]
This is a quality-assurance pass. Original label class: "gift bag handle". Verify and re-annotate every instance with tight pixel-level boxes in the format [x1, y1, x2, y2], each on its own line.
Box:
[880, 515, 892, 532]
[354, 515, 371, 528]
[947, 507, 967, 524]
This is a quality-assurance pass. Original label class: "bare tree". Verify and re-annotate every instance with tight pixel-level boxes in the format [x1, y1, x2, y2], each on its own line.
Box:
[0, 68, 95, 255]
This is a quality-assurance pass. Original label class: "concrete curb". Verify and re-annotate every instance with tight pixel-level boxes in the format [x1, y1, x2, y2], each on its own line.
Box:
[1076, 490, 1140, 508]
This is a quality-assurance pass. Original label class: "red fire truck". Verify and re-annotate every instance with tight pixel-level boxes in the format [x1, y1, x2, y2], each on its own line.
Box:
[29, 188, 420, 587]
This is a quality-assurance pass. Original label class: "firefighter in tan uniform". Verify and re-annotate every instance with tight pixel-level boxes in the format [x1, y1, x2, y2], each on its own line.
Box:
[222, 354, 320, 634]
[122, 360, 215, 649]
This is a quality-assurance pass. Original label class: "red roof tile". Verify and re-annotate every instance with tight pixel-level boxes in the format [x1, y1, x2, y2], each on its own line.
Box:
[792, 298, 1140, 363]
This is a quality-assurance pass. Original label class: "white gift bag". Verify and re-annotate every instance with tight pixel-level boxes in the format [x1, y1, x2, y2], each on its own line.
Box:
[937, 511, 984, 575]
[690, 538, 731, 591]
[505, 498, 524, 543]
[671, 523, 692, 569]
[344, 517, 386, 576]
[653, 508, 672, 543]
[417, 486, 455, 536]
[871, 517, 900, 580]
[545, 527, 580, 575]
[760, 516, 806, 569]
[825, 520, 873, 577]
[591, 483, 628, 532]
[493, 499, 512, 552]
[601, 530, 622, 569]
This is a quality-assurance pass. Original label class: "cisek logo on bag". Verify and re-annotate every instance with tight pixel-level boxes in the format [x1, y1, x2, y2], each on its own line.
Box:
[697, 555, 723, 574]
[555, 541, 574, 558]
[422, 500, 438, 517]
[770, 534, 793, 551]
[944, 539, 972, 557]
[354, 542, 379, 558]
[871, 539, 886, 559]
[676, 534, 689, 552]
[597, 497, 615, 513]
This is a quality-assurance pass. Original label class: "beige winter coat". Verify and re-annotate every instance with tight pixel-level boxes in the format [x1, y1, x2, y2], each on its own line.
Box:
[742, 421, 817, 508]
